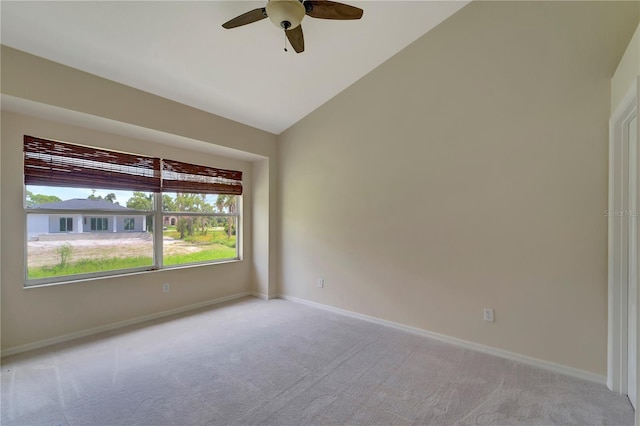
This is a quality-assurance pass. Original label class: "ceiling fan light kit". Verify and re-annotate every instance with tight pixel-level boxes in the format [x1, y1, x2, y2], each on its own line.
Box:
[266, 0, 306, 30]
[222, 0, 364, 54]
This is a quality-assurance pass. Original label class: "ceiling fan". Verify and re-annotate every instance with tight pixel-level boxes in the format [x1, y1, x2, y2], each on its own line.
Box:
[222, 0, 364, 54]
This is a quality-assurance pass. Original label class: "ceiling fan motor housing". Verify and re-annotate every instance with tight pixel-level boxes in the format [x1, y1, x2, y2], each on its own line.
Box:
[266, 0, 306, 30]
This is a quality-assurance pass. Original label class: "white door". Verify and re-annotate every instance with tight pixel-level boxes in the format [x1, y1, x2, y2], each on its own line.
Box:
[631, 114, 638, 411]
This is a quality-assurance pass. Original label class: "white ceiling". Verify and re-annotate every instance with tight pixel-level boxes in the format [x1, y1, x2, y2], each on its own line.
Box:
[1, 1, 468, 135]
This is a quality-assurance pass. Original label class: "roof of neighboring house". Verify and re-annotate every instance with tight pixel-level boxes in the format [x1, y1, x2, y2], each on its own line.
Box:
[33, 198, 133, 211]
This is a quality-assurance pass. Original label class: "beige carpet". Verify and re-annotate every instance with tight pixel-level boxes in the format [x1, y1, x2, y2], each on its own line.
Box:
[1, 297, 634, 425]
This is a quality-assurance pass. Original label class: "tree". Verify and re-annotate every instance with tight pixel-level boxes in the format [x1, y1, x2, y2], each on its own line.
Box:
[175, 194, 198, 238]
[126, 192, 152, 210]
[172, 193, 215, 238]
[26, 191, 62, 207]
[196, 194, 214, 235]
[175, 193, 199, 212]
[215, 195, 237, 238]
[176, 217, 193, 239]
[126, 192, 153, 232]
[162, 194, 176, 212]
[87, 190, 117, 203]
[87, 189, 99, 200]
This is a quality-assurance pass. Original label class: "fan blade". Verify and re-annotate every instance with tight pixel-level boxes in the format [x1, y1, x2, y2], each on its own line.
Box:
[304, 1, 363, 20]
[222, 8, 267, 29]
[286, 25, 305, 53]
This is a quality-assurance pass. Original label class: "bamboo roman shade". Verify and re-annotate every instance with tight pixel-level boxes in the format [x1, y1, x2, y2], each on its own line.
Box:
[24, 136, 243, 195]
[162, 159, 243, 195]
[24, 136, 161, 192]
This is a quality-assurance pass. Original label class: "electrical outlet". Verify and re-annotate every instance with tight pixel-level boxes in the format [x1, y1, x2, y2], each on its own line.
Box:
[483, 308, 494, 322]
[317, 278, 324, 288]
[163, 283, 170, 292]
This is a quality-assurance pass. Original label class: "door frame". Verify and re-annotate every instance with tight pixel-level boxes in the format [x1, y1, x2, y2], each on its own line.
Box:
[608, 77, 639, 404]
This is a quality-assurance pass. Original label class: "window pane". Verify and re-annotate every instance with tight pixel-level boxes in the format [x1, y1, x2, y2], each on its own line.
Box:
[162, 192, 237, 214]
[162, 216, 237, 266]
[124, 218, 135, 231]
[27, 213, 153, 282]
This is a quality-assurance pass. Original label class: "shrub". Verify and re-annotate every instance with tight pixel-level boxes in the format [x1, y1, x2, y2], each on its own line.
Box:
[57, 243, 73, 267]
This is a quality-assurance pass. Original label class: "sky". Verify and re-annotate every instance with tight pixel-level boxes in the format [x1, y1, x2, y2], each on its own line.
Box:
[26, 186, 223, 207]
[26, 186, 142, 205]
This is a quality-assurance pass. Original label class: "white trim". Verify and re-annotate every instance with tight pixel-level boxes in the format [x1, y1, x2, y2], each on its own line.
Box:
[154, 192, 164, 269]
[250, 292, 278, 300]
[250, 291, 269, 300]
[1, 291, 252, 358]
[612, 82, 640, 124]
[278, 294, 605, 385]
[608, 78, 639, 395]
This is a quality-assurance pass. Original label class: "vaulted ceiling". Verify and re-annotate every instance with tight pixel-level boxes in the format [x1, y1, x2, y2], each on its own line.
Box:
[1, 1, 468, 134]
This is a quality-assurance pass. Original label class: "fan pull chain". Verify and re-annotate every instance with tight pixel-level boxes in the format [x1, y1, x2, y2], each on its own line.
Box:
[284, 31, 288, 52]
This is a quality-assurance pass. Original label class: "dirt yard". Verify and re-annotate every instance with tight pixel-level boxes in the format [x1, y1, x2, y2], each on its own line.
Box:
[27, 235, 201, 267]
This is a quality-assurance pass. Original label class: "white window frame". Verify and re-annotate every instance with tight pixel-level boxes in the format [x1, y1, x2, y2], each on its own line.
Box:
[59, 217, 73, 232]
[23, 137, 243, 287]
[24, 193, 242, 287]
[90, 217, 109, 231]
[25, 208, 155, 286]
[158, 205, 240, 269]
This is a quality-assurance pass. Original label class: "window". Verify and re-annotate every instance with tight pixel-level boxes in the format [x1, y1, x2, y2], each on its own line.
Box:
[162, 193, 239, 267]
[124, 218, 135, 231]
[159, 158, 241, 267]
[59, 217, 73, 232]
[90, 217, 108, 231]
[24, 135, 242, 286]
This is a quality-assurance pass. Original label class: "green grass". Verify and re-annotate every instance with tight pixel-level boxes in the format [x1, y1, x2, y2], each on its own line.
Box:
[163, 246, 237, 266]
[28, 256, 153, 279]
[163, 228, 236, 248]
[28, 246, 237, 279]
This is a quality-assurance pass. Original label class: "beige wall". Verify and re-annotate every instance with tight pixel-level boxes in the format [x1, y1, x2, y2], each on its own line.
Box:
[1, 46, 275, 158]
[612, 23, 640, 113]
[278, 1, 639, 375]
[1, 112, 249, 348]
[1, 47, 278, 352]
[252, 158, 270, 298]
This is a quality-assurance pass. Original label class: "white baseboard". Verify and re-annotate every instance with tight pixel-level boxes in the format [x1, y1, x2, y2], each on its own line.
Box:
[251, 292, 279, 300]
[277, 294, 605, 385]
[4, 291, 606, 386]
[250, 292, 268, 300]
[1, 291, 252, 358]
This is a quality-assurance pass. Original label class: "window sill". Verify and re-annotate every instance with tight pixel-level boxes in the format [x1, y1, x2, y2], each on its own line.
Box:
[24, 258, 242, 289]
